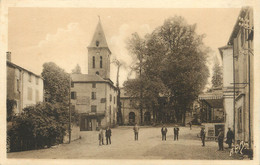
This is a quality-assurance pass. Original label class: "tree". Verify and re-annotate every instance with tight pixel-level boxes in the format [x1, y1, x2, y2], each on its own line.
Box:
[7, 99, 17, 122]
[125, 16, 210, 125]
[71, 64, 82, 74]
[126, 33, 146, 124]
[41, 62, 70, 104]
[211, 62, 223, 88]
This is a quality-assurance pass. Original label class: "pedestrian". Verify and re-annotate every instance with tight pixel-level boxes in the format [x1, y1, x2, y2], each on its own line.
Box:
[105, 127, 112, 145]
[217, 128, 224, 151]
[98, 128, 104, 146]
[200, 127, 206, 147]
[133, 123, 139, 141]
[173, 126, 179, 141]
[161, 125, 167, 141]
[226, 128, 234, 148]
[189, 121, 192, 130]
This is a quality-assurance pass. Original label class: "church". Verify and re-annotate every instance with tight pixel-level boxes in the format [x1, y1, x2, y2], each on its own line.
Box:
[70, 19, 118, 131]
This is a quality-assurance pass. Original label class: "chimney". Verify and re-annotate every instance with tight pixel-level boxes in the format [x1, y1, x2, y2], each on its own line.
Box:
[6, 52, 11, 61]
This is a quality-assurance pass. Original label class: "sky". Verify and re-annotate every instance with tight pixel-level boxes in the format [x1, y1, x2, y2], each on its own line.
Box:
[8, 8, 240, 87]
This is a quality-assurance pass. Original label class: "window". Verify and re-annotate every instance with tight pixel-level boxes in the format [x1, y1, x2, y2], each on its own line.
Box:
[36, 77, 39, 85]
[96, 40, 99, 47]
[71, 92, 77, 99]
[110, 94, 112, 102]
[16, 79, 20, 92]
[92, 83, 96, 88]
[92, 56, 95, 68]
[238, 107, 242, 133]
[35, 90, 39, 102]
[27, 87, 32, 100]
[28, 74, 32, 82]
[91, 105, 97, 112]
[96, 71, 99, 75]
[100, 56, 103, 68]
[71, 82, 74, 88]
[91, 92, 96, 100]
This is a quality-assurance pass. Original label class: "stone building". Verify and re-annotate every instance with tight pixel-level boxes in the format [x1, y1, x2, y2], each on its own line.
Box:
[120, 88, 151, 125]
[225, 7, 254, 148]
[6, 52, 44, 114]
[71, 19, 118, 131]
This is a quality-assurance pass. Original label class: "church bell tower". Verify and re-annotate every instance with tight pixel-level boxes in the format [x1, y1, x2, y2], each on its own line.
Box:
[87, 18, 111, 79]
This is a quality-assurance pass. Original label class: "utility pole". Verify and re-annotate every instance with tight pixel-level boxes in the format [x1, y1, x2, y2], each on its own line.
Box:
[69, 75, 72, 143]
[139, 54, 143, 125]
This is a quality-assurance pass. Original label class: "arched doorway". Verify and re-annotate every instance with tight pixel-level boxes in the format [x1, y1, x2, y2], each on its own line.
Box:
[144, 112, 151, 125]
[129, 112, 135, 125]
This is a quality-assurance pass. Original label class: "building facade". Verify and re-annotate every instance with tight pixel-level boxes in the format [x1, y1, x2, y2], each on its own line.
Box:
[219, 45, 234, 136]
[120, 88, 151, 125]
[228, 7, 254, 148]
[7, 52, 44, 114]
[71, 19, 118, 131]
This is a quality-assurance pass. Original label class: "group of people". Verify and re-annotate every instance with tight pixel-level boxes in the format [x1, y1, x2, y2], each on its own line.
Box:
[160, 125, 180, 141]
[200, 127, 234, 150]
[98, 127, 112, 146]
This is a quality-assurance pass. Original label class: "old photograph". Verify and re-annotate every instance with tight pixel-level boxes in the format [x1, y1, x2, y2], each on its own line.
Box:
[1, 0, 259, 164]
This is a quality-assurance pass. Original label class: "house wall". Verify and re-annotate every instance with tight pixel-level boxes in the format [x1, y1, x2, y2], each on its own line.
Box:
[22, 71, 44, 109]
[232, 8, 253, 146]
[7, 63, 44, 114]
[71, 81, 117, 129]
[121, 97, 150, 125]
[221, 46, 234, 136]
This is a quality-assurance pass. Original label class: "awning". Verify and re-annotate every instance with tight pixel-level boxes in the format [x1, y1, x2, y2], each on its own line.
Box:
[199, 91, 224, 108]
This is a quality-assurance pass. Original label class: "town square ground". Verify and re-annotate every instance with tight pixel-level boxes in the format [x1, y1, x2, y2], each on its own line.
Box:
[8, 126, 238, 160]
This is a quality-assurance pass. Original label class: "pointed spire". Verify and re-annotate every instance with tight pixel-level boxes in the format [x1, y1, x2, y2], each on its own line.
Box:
[88, 17, 109, 48]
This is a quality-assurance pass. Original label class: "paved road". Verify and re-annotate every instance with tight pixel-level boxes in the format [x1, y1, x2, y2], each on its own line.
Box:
[8, 126, 236, 159]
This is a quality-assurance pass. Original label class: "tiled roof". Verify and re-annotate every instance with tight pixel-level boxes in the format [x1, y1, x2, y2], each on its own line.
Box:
[7, 61, 43, 79]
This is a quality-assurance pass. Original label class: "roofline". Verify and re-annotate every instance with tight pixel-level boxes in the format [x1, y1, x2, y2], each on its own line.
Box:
[227, 7, 252, 45]
[7, 61, 43, 79]
[87, 46, 111, 54]
[218, 45, 233, 60]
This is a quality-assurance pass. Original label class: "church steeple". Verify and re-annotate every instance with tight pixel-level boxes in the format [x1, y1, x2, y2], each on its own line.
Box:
[88, 18, 110, 51]
[87, 18, 111, 79]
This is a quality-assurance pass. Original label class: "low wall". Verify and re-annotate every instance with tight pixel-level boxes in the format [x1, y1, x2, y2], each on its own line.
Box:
[64, 125, 80, 143]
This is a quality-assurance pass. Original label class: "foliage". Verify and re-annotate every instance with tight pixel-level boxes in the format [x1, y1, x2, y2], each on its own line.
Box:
[211, 62, 223, 88]
[7, 99, 16, 122]
[8, 102, 67, 151]
[71, 64, 82, 74]
[41, 62, 70, 104]
[124, 16, 210, 125]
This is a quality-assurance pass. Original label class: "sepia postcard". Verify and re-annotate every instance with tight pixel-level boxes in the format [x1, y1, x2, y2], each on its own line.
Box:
[0, 0, 259, 165]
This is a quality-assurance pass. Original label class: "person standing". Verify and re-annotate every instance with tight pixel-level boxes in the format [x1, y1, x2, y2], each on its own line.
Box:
[98, 128, 104, 146]
[105, 127, 112, 145]
[226, 128, 234, 148]
[217, 128, 224, 151]
[161, 125, 167, 141]
[189, 121, 192, 130]
[174, 126, 179, 141]
[133, 123, 139, 141]
[200, 127, 206, 147]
